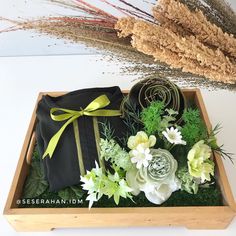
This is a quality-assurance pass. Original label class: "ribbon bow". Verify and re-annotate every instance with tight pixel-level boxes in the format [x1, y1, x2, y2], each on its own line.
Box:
[43, 94, 121, 159]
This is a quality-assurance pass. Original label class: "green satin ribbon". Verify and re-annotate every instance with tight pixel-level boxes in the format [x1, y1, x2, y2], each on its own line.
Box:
[43, 94, 121, 159]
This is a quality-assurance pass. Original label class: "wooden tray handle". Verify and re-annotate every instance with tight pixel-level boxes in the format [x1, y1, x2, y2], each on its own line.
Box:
[25, 132, 36, 165]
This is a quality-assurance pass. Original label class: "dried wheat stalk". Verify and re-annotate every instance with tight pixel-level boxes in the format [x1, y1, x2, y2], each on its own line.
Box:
[180, 0, 236, 36]
[115, 17, 236, 83]
[153, 0, 236, 58]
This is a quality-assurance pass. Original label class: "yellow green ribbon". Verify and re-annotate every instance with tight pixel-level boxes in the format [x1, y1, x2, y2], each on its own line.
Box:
[43, 94, 121, 159]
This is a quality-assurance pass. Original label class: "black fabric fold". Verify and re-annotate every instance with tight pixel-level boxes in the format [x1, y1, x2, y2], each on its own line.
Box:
[35, 86, 126, 191]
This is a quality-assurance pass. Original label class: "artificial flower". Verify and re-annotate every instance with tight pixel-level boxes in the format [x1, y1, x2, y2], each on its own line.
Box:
[85, 192, 98, 209]
[177, 167, 199, 194]
[187, 140, 214, 182]
[130, 145, 153, 169]
[162, 127, 186, 145]
[127, 131, 156, 150]
[80, 176, 95, 195]
[81, 162, 133, 208]
[80, 162, 103, 209]
[126, 149, 180, 204]
[102, 172, 133, 205]
[100, 138, 132, 171]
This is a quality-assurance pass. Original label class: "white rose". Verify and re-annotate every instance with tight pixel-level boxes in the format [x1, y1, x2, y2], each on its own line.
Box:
[126, 149, 180, 204]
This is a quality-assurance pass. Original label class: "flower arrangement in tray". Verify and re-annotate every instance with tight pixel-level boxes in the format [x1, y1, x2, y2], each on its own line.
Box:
[21, 78, 232, 209]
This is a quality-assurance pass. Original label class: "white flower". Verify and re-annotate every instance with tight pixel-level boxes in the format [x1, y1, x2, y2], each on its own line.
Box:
[80, 176, 95, 194]
[81, 176, 98, 209]
[126, 149, 180, 204]
[80, 162, 102, 194]
[144, 182, 179, 204]
[93, 161, 103, 177]
[86, 192, 98, 210]
[162, 127, 186, 145]
[130, 145, 153, 169]
[80, 161, 104, 209]
[81, 161, 133, 209]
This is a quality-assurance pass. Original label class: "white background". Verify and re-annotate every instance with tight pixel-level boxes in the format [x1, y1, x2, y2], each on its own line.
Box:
[0, 0, 236, 235]
[0, 0, 154, 56]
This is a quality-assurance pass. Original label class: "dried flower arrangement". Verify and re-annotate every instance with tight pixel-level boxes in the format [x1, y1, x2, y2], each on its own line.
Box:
[115, 0, 236, 83]
[115, 17, 236, 83]
[1, 0, 236, 88]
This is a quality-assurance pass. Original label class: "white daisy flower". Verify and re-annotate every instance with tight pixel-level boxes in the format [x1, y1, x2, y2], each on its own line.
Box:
[162, 127, 186, 145]
[130, 145, 153, 169]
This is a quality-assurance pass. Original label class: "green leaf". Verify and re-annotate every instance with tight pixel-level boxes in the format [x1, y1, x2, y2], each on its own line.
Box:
[23, 160, 48, 198]
[58, 186, 84, 201]
[71, 186, 84, 198]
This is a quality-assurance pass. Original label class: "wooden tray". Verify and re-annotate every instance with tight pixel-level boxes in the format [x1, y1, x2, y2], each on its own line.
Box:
[3, 89, 236, 231]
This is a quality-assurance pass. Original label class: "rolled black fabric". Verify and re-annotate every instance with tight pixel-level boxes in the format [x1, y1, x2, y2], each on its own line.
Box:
[121, 77, 186, 124]
[36, 86, 127, 191]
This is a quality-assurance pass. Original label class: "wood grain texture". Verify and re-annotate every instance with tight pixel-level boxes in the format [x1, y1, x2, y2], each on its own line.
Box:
[3, 89, 236, 231]
[5, 207, 235, 231]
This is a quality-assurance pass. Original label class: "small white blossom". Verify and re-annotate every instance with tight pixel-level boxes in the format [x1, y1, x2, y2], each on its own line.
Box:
[81, 161, 133, 209]
[80, 176, 95, 194]
[94, 161, 103, 177]
[81, 175, 98, 209]
[86, 192, 98, 209]
[130, 145, 153, 169]
[162, 127, 186, 145]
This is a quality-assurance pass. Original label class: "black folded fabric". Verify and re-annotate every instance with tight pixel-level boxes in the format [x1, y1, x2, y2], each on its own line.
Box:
[36, 86, 127, 191]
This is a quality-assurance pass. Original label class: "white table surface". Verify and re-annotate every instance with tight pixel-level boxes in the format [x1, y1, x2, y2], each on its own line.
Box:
[0, 54, 236, 235]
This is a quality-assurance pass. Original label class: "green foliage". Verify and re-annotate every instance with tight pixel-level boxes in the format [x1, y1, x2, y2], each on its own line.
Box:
[100, 138, 132, 172]
[181, 108, 208, 147]
[141, 101, 164, 135]
[122, 96, 142, 125]
[22, 159, 48, 198]
[58, 185, 84, 201]
[23, 149, 84, 202]
[177, 167, 199, 194]
[122, 97, 142, 138]
[32, 147, 40, 161]
[161, 108, 178, 128]
[100, 120, 115, 140]
[207, 124, 234, 163]
[141, 101, 178, 136]
[123, 114, 141, 137]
